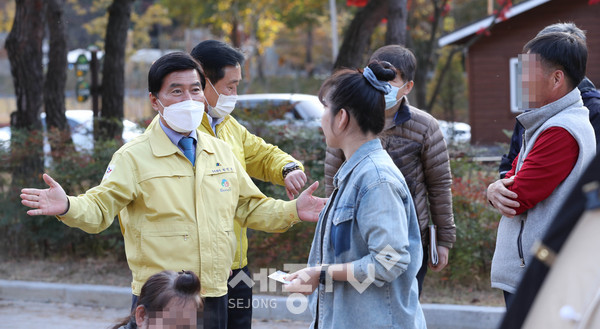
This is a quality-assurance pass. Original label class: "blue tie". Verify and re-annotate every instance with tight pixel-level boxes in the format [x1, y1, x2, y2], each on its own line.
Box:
[179, 137, 195, 166]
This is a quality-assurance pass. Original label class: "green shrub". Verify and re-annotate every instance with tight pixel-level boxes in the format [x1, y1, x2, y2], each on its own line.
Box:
[428, 151, 500, 288]
[0, 133, 124, 259]
[246, 122, 326, 270]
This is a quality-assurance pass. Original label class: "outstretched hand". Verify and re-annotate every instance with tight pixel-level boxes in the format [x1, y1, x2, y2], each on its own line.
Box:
[20, 173, 69, 216]
[296, 181, 327, 222]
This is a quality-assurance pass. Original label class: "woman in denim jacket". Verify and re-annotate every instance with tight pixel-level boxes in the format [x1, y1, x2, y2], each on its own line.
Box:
[285, 61, 426, 329]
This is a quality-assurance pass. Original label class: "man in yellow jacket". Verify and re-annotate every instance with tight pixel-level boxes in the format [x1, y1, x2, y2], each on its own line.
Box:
[20, 52, 324, 329]
[190, 40, 308, 329]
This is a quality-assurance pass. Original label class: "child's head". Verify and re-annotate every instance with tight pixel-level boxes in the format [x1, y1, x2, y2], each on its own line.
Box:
[113, 270, 202, 329]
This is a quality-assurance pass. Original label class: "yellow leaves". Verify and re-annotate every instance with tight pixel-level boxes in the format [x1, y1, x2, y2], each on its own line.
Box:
[67, 0, 111, 16]
[443, 16, 455, 32]
[66, 0, 88, 16]
[142, 4, 172, 27]
[131, 4, 172, 49]
[0, 1, 15, 33]
[255, 17, 284, 49]
[83, 15, 108, 44]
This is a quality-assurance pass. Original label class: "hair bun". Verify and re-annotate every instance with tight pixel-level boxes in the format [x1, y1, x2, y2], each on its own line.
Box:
[175, 270, 201, 295]
[363, 66, 391, 94]
[368, 61, 397, 82]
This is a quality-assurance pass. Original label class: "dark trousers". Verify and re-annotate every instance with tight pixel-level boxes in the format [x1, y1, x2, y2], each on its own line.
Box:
[204, 295, 228, 329]
[503, 290, 515, 309]
[227, 266, 253, 329]
[416, 247, 429, 297]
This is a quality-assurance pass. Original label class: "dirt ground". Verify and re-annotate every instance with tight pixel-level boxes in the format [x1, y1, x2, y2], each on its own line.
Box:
[0, 256, 504, 307]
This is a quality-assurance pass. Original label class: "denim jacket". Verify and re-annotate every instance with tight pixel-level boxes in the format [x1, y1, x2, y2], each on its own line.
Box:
[307, 139, 426, 329]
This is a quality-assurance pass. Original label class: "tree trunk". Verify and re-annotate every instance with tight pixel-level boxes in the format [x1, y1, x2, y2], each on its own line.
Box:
[385, 0, 407, 45]
[230, 14, 241, 48]
[305, 22, 314, 77]
[44, 0, 73, 155]
[98, 0, 134, 142]
[414, 0, 448, 111]
[5, 0, 46, 185]
[333, 0, 388, 70]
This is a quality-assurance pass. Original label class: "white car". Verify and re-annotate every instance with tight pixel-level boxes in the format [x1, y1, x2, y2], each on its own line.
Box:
[437, 120, 471, 144]
[235, 93, 324, 129]
[0, 110, 143, 156]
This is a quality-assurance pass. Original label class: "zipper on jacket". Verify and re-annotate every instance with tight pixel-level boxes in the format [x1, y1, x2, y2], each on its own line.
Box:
[239, 226, 244, 269]
[517, 220, 526, 268]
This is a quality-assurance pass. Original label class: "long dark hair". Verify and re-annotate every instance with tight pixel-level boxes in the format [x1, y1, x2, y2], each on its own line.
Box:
[111, 270, 202, 329]
[319, 60, 396, 135]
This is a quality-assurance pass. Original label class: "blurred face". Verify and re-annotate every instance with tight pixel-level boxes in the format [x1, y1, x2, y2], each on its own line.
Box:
[519, 53, 553, 109]
[320, 93, 342, 148]
[321, 104, 334, 147]
[205, 64, 242, 107]
[150, 69, 205, 115]
[138, 300, 198, 329]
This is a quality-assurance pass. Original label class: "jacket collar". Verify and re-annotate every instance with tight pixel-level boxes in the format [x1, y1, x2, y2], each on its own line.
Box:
[517, 87, 582, 136]
[393, 96, 412, 126]
[578, 76, 596, 94]
[333, 138, 383, 189]
[148, 115, 216, 158]
[201, 112, 232, 137]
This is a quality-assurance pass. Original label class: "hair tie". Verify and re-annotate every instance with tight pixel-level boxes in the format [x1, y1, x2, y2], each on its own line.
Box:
[363, 66, 392, 94]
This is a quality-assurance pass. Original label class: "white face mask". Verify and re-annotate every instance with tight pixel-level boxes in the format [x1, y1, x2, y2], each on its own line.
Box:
[207, 80, 237, 119]
[384, 81, 408, 110]
[158, 99, 205, 133]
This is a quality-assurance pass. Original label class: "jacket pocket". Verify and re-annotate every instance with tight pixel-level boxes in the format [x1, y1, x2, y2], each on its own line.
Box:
[139, 226, 198, 280]
[331, 207, 354, 257]
[517, 220, 525, 268]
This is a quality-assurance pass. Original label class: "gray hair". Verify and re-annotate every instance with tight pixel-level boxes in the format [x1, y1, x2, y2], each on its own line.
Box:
[536, 22, 586, 44]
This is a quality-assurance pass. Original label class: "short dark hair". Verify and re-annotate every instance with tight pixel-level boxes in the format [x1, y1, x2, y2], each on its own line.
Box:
[148, 52, 205, 96]
[190, 40, 245, 84]
[523, 32, 587, 89]
[370, 45, 417, 82]
[319, 61, 396, 135]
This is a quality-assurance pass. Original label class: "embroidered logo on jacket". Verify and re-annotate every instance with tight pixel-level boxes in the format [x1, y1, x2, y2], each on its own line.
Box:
[220, 179, 231, 192]
[102, 164, 114, 181]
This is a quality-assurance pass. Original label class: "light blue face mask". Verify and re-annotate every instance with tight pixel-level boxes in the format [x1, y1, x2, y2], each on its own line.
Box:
[384, 81, 408, 110]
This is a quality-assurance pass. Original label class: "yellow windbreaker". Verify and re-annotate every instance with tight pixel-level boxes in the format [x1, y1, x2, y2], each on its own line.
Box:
[58, 121, 299, 297]
[148, 114, 304, 270]
[199, 114, 304, 270]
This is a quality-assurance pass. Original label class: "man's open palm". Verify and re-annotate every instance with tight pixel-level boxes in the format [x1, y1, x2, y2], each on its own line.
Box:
[21, 174, 69, 216]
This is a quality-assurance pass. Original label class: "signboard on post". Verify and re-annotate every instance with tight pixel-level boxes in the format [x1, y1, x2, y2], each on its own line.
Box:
[75, 54, 90, 102]
[76, 80, 90, 102]
[75, 54, 89, 77]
